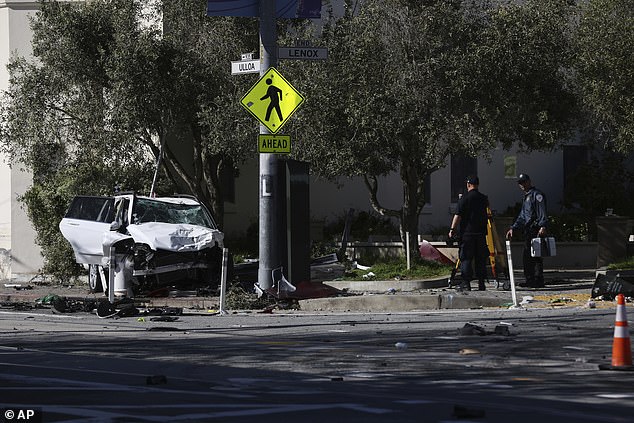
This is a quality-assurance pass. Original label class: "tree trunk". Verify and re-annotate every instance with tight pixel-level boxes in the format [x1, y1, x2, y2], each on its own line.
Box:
[400, 161, 422, 260]
[363, 161, 431, 258]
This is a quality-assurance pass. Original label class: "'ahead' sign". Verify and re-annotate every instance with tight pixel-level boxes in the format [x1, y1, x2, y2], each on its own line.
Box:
[259, 134, 290, 154]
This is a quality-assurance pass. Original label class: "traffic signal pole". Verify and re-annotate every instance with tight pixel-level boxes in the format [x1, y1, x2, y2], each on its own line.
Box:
[257, 0, 279, 290]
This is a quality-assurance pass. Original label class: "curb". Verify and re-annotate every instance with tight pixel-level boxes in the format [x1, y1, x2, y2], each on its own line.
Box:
[323, 277, 449, 292]
[298, 293, 510, 312]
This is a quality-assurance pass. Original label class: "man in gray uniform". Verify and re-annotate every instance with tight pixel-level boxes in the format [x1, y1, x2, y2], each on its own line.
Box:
[505, 173, 548, 288]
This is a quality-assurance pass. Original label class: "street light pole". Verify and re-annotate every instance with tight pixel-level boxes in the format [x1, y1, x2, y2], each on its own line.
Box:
[257, 0, 279, 290]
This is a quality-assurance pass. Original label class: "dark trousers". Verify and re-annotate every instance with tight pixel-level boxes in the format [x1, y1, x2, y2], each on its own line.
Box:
[459, 234, 488, 283]
[523, 228, 544, 286]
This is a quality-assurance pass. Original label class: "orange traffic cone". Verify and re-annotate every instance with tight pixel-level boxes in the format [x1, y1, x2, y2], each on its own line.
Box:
[600, 294, 634, 371]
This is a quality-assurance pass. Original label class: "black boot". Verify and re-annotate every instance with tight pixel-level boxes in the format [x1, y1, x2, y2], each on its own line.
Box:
[456, 281, 471, 291]
[478, 280, 486, 291]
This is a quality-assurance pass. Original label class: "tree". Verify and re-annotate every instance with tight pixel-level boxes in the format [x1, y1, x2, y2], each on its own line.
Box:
[575, 0, 634, 153]
[286, 0, 576, 250]
[0, 0, 258, 278]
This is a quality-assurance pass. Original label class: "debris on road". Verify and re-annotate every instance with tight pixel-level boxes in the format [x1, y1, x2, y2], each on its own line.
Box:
[520, 295, 534, 305]
[549, 297, 574, 305]
[459, 323, 513, 337]
[459, 323, 487, 336]
[149, 316, 179, 322]
[144, 307, 183, 316]
[494, 325, 511, 336]
[49, 296, 94, 314]
[395, 342, 408, 350]
[3, 284, 33, 290]
[459, 348, 481, 355]
[146, 326, 181, 332]
[592, 273, 634, 300]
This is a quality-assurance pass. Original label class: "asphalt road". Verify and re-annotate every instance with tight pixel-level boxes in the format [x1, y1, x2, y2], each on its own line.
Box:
[1, 306, 633, 422]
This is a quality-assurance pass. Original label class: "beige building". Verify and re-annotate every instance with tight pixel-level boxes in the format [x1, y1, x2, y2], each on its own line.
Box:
[0, 0, 42, 281]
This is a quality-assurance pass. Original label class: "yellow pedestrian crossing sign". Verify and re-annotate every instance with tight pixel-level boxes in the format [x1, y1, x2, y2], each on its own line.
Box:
[240, 67, 305, 134]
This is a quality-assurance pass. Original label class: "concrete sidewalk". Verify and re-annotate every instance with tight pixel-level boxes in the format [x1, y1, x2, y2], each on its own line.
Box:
[0, 269, 599, 313]
[300, 269, 598, 311]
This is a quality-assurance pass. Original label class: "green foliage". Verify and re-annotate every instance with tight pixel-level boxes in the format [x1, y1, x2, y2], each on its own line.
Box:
[343, 257, 452, 281]
[548, 214, 596, 242]
[501, 206, 596, 242]
[310, 242, 339, 261]
[285, 0, 577, 251]
[471, 0, 578, 150]
[575, 0, 634, 153]
[607, 257, 634, 270]
[19, 184, 81, 281]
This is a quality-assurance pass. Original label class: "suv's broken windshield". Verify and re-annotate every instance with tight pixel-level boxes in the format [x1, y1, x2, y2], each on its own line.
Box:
[133, 198, 216, 229]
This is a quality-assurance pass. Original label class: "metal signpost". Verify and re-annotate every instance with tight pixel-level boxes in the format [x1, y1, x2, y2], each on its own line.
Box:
[209, 0, 315, 291]
[256, 0, 278, 290]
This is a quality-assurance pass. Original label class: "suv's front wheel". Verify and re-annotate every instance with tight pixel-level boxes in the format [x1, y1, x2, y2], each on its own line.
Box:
[88, 264, 105, 293]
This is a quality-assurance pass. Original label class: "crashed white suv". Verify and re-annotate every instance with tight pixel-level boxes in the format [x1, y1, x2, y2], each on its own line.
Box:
[59, 193, 225, 296]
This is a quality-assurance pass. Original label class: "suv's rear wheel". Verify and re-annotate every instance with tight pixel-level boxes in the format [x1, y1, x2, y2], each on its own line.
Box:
[88, 264, 105, 293]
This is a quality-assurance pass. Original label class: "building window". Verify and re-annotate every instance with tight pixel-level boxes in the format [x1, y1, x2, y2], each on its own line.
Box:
[451, 155, 477, 201]
[504, 155, 517, 179]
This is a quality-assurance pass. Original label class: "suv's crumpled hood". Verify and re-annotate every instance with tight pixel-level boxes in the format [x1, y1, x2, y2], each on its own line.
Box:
[127, 222, 224, 252]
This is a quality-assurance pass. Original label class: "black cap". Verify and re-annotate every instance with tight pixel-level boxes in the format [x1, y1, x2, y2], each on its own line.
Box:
[466, 175, 479, 185]
[517, 173, 530, 183]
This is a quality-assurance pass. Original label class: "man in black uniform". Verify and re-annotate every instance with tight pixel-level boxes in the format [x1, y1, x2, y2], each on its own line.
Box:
[505, 173, 548, 288]
[448, 175, 490, 291]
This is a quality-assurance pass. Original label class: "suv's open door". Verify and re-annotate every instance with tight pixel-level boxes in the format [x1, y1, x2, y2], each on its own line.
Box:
[59, 196, 115, 265]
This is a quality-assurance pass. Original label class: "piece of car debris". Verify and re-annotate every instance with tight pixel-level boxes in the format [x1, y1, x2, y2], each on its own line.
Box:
[149, 316, 179, 322]
[146, 326, 181, 332]
[458, 323, 486, 336]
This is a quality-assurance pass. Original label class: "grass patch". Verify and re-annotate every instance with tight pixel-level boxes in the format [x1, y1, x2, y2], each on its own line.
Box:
[607, 257, 634, 270]
[343, 257, 452, 281]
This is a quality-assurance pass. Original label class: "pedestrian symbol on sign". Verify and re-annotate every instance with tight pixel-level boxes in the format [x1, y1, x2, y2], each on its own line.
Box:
[261, 77, 283, 122]
[240, 68, 304, 133]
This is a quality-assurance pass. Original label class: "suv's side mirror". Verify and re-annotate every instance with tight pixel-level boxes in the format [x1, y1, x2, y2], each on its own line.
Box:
[110, 221, 121, 231]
